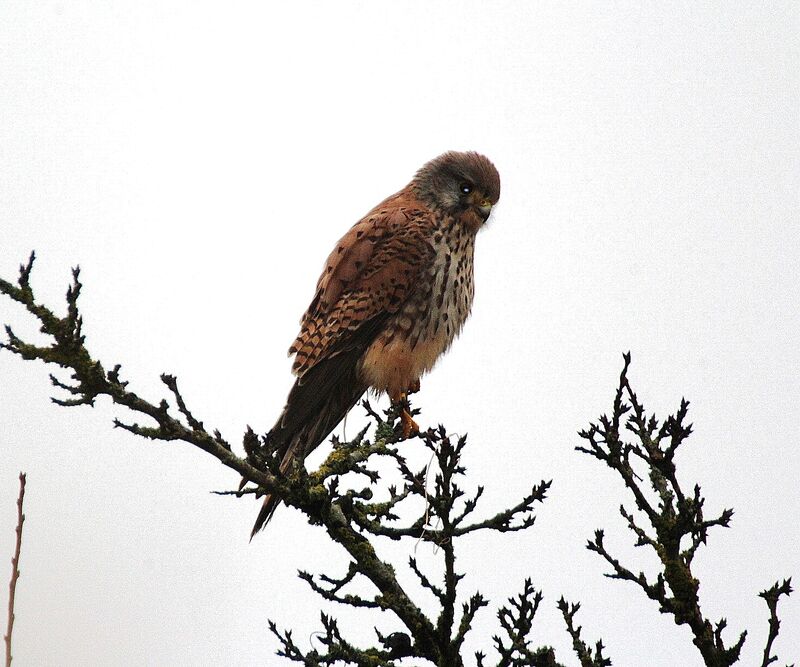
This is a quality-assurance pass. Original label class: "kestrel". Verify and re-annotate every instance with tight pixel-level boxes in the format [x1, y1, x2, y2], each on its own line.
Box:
[252, 151, 500, 536]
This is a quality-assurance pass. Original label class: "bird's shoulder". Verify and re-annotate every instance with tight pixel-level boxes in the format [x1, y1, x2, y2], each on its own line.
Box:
[305, 192, 436, 319]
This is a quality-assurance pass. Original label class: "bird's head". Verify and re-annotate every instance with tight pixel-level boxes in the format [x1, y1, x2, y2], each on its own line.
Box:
[412, 151, 501, 231]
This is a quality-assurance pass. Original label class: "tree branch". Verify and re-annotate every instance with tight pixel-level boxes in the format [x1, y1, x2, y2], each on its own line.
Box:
[577, 353, 792, 667]
[0, 254, 276, 492]
[4, 473, 26, 667]
[557, 598, 611, 667]
[758, 579, 793, 667]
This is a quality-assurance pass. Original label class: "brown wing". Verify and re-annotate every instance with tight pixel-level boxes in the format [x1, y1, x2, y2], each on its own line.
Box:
[288, 196, 436, 378]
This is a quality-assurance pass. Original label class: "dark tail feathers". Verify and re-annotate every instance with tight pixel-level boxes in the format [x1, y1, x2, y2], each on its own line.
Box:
[250, 349, 367, 538]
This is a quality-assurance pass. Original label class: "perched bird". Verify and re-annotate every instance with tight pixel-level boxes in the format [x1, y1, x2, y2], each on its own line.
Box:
[252, 151, 500, 536]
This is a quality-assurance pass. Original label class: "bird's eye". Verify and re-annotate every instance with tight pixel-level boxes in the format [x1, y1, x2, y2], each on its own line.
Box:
[459, 182, 473, 195]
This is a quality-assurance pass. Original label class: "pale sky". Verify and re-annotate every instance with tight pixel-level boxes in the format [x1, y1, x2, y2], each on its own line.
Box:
[1, 2, 798, 665]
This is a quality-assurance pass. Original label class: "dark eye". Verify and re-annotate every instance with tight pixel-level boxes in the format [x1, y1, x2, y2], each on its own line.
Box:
[459, 182, 473, 195]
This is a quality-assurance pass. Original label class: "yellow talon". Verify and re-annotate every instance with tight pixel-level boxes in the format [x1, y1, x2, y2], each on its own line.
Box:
[390, 389, 420, 438]
[401, 410, 419, 438]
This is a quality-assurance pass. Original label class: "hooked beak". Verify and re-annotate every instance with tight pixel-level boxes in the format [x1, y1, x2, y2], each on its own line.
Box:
[477, 202, 493, 222]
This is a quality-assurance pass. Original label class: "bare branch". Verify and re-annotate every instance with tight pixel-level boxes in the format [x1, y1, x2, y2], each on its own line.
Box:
[409, 557, 445, 603]
[759, 579, 793, 667]
[453, 481, 548, 537]
[161, 374, 205, 432]
[4, 473, 26, 667]
[268, 613, 405, 665]
[298, 565, 384, 610]
[557, 598, 611, 667]
[0, 256, 275, 492]
[493, 580, 565, 667]
[577, 353, 768, 667]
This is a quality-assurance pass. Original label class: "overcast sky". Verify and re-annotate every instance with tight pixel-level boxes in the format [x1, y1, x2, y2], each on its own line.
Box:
[1, 2, 798, 665]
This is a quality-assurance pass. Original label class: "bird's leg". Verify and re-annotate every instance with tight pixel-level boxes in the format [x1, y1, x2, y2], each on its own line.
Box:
[408, 378, 421, 395]
[399, 394, 419, 438]
[389, 389, 419, 438]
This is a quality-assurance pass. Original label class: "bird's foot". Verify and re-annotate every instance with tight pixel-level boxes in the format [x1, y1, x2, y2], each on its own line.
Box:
[400, 409, 419, 439]
[390, 390, 420, 439]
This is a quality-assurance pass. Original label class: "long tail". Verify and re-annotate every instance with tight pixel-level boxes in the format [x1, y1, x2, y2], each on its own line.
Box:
[250, 349, 368, 538]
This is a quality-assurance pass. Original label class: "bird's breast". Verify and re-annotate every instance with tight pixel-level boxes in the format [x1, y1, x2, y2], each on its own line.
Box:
[359, 228, 475, 396]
